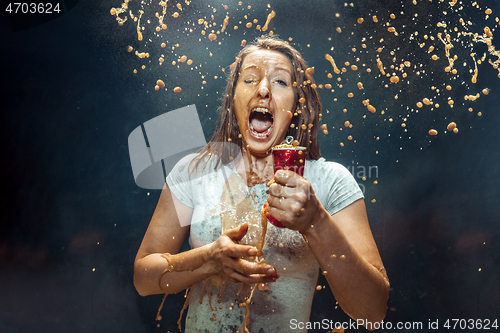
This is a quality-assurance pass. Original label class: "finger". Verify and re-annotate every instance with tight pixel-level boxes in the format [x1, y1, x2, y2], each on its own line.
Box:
[265, 199, 288, 223]
[267, 194, 304, 215]
[269, 181, 312, 207]
[224, 257, 278, 277]
[229, 272, 279, 285]
[236, 272, 280, 285]
[223, 222, 249, 241]
[268, 182, 290, 198]
[274, 169, 300, 187]
[222, 266, 280, 284]
[216, 239, 259, 258]
[269, 182, 307, 200]
[274, 171, 313, 196]
[267, 193, 288, 211]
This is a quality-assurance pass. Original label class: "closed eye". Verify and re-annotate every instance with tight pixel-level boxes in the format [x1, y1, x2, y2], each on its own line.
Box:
[274, 79, 288, 86]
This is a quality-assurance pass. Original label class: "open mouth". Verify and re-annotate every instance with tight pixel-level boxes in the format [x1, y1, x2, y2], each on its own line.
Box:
[249, 108, 273, 138]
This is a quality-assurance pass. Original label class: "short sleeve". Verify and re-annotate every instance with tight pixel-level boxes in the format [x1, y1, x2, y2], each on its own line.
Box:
[305, 158, 364, 216]
[166, 154, 196, 208]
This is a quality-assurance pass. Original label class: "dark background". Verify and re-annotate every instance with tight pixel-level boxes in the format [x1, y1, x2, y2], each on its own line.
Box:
[2, 0, 499, 332]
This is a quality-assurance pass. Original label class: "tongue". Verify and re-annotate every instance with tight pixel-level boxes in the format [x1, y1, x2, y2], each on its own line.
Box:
[250, 113, 273, 133]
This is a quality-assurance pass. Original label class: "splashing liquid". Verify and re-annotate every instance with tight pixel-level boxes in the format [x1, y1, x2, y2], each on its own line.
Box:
[111, 0, 500, 329]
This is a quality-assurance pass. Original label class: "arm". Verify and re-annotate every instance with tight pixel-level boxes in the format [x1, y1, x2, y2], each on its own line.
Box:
[267, 171, 389, 326]
[303, 199, 389, 324]
[134, 183, 279, 297]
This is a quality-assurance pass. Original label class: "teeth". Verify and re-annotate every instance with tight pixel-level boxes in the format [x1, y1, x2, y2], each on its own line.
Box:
[253, 107, 271, 115]
[249, 107, 273, 138]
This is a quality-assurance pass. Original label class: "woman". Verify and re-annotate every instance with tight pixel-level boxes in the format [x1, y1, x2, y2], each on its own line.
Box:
[134, 36, 389, 332]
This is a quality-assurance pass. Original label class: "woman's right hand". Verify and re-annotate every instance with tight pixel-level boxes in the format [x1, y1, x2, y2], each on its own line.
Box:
[208, 223, 279, 284]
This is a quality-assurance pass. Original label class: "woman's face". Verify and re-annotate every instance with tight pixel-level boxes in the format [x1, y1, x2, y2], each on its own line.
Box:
[234, 49, 295, 156]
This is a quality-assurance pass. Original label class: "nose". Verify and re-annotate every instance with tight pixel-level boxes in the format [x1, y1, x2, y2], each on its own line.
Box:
[257, 78, 271, 100]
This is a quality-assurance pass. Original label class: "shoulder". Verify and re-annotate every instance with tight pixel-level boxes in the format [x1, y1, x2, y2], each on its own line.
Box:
[168, 153, 215, 179]
[166, 153, 220, 208]
[305, 157, 353, 181]
[166, 153, 217, 192]
[305, 158, 364, 215]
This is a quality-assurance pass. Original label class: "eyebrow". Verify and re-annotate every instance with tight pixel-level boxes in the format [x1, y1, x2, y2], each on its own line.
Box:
[240, 64, 292, 74]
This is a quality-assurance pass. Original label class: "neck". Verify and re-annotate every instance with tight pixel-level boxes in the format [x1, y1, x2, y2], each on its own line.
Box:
[235, 149, 274, 186]
[249, 153, 273, 177]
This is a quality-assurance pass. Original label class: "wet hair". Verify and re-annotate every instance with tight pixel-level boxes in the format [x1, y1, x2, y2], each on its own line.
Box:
[192, 35, 322, 171]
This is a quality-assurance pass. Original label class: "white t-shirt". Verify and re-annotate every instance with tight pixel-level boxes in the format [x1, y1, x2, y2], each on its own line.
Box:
[167, 154, 363, 332]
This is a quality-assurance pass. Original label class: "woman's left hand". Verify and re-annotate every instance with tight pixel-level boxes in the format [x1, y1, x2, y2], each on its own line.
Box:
[267, 170, 324, 233]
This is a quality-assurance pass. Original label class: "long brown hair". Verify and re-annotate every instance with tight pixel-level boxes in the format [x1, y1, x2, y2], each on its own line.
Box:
[191, 35, 322, 172]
